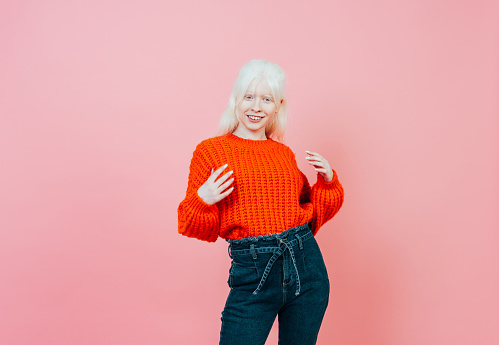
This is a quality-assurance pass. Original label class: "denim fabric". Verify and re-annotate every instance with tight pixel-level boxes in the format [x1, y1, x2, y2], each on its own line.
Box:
[219, 223, 330, 345]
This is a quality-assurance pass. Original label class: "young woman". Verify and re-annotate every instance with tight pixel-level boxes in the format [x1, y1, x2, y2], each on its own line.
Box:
[178, 59, 344, 345]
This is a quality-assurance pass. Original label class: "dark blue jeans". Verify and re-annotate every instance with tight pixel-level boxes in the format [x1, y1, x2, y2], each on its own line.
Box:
[219, 223, 330, 345]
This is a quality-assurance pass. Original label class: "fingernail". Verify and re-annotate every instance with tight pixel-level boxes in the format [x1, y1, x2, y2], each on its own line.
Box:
[306, 157, 310, 159]
[306, 150, 311, 153]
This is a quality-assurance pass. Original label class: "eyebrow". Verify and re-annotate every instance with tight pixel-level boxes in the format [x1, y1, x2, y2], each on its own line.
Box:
[245, 92, 273, 97]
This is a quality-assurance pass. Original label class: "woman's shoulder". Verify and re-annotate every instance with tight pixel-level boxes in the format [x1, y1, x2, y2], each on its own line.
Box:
[195, 134, 227, 150]
[271, 139, 295, 156]
[191, 135, 230, 157]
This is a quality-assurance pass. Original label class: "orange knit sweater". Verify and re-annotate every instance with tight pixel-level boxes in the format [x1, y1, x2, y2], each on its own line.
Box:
[177, 133, 344, 242]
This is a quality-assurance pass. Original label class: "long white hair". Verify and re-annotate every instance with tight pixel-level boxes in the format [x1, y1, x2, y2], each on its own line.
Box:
[217, 59, 287, 142]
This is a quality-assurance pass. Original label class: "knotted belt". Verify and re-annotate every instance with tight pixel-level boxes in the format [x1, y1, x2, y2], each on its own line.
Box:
[252, 232, 306, 296]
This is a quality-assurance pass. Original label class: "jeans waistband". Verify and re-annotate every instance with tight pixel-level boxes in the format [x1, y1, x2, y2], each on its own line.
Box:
[226, 223, 312, 296]
[226, 222, 311, 248]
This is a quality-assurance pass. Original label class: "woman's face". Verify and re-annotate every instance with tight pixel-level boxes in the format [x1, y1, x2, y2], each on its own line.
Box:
[235, 79, 278, 140]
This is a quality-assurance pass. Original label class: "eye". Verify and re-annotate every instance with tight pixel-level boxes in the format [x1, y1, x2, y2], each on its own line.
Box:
[244, 95, 253, 100]
[264, 97, 273, 102]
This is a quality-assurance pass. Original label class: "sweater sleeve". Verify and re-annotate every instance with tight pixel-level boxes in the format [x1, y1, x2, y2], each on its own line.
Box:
[300, 170, 345, 236]
[177, 143, 220, 242]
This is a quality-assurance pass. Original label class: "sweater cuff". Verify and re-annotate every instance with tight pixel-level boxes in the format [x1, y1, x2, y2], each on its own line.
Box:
[179, 192, 219, 242]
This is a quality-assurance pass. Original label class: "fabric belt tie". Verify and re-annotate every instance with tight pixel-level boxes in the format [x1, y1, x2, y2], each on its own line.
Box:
[252, 234, 303, 296]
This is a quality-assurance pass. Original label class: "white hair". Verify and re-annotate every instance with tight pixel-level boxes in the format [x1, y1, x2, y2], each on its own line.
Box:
[216, 59, 287, 142]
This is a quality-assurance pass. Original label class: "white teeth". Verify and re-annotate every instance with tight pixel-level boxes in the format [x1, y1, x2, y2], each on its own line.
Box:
[248, 115, 262, 120]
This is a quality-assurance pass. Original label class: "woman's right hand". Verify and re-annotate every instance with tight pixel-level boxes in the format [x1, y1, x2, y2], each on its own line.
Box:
[197, 164, 234, 205]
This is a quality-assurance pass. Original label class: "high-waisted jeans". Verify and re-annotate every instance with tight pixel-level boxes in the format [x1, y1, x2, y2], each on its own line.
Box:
[219, 223, 330, 345]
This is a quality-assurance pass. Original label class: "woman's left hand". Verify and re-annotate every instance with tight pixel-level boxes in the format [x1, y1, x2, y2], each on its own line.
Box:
[305, 151, 334, 183]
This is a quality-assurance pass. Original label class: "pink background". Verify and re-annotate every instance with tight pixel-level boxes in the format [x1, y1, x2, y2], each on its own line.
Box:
[1, 1, 498, 344]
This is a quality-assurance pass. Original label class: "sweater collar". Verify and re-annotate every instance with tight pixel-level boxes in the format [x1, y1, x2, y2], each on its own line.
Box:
[225, 133, 275, 148]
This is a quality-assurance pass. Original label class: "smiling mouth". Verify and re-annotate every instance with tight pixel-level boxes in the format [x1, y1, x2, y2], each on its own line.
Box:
[247, 115, 264, 120]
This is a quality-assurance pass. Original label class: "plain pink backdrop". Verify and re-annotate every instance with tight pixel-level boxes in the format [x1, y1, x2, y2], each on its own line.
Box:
[1, 1, 498, 344]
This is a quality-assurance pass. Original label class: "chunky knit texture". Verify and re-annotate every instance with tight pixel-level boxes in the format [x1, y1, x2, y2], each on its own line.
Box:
[178, 133, 344, 242]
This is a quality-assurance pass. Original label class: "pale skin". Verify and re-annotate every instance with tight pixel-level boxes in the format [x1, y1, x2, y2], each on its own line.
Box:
[197, 81, 334, 206]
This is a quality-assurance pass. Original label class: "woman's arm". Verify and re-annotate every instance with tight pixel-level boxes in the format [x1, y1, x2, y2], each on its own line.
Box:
[177, 143, 222, 242]
[298, 150, 345, 235]
[307, 170, 344, 235]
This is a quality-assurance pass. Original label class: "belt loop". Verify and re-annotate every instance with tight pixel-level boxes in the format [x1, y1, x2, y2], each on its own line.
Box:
[295, 234, 303, 250]
[228, 244, 232, 258]
[250, 244, 257, 259]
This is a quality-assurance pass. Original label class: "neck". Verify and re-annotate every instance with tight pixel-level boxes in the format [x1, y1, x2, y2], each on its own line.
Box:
[232, 128, 267, 141]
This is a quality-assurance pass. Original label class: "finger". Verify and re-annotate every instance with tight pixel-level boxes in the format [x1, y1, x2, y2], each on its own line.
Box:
[210, 164, 228, 181]
[219, 186, 234, 200]
[218, 178, 234, 192]
[308, 160, 325, 168]
[306, 150, 323, 157]
[306, 151, 326, 161]
[214, 170, 233, 187]
[306, 156, 323, 163]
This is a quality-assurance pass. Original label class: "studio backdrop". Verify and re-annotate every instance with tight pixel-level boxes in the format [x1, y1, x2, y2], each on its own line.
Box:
[1, 1, 498, 344]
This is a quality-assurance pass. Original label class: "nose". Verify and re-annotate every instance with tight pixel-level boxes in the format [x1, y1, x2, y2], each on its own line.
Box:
[251, 98, 261, 112]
